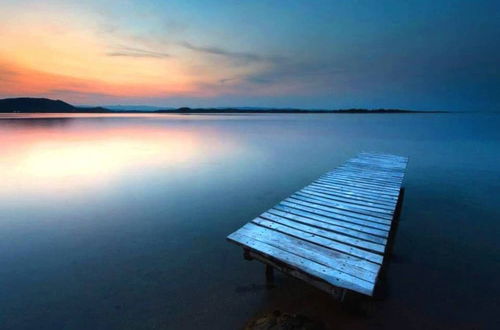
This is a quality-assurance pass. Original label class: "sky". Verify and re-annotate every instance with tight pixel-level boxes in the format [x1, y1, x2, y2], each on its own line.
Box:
[0, 0, 498, 110]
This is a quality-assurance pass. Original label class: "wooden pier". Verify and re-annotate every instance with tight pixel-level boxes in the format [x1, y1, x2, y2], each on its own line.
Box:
[227, 153, 408, 298]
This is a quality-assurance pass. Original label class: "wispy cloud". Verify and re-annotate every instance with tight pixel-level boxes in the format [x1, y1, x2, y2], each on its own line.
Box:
[243, 60, 345, 85]
[0, 66, 18, 82]
[48, 88, 112, 98]
[213, 60, 345, 90]
[180, 41, 284, 64]
[106, 46, 170, 59]
[218, 77, 239, 84]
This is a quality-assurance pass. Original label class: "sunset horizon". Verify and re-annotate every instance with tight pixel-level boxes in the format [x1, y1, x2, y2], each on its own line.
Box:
[1, 1, 498, 111]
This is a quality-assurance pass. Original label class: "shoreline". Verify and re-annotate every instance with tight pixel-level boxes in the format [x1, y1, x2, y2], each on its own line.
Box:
[0, 109, 449, 114]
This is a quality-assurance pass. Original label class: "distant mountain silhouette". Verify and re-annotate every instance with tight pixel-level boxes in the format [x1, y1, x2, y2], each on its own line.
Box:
[0, 98, 107, 113]
[0, 97, 444, 114]
[100, 105, 175, 111]
[158, 107, 432, 114]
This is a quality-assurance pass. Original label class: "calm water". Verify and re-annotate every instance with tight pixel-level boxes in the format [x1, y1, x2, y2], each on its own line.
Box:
[0, 113, 499, 329]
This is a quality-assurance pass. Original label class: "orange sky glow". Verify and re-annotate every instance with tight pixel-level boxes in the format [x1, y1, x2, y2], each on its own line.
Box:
[0, 16, 216, 103]
[0, 1, 268, 105]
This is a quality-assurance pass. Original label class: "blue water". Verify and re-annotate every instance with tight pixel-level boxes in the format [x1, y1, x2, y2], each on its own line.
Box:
[0, 113, 498, 329]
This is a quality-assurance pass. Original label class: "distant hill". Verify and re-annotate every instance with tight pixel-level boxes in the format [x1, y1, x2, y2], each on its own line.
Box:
[95, 105, 175, 111]
[157, 107, 436, 114]
[0, 98, 76, 113]
[0, 98, 108, 113]
[0, 97, 444, 114]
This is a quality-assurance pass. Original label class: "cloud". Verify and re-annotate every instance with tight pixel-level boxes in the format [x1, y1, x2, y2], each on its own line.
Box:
[106, 46, 170, 59]
[180, 41, 284, 64]
[0, 66, 18, 82]
[241, 60, 345, 86]
[219, 77, 238, 84]
[48, 89, 113, 98]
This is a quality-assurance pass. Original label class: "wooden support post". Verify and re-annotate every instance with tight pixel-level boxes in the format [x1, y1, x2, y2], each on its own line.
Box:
[265, 264, 274, 283]
[330, 287, 347, 301]
[394, 187, 405, 220]
[385, 187, 405, 258]
[243, 248, 252, 260]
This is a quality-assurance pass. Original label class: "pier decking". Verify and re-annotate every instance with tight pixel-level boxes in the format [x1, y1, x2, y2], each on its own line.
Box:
[227, 153, 408, 298]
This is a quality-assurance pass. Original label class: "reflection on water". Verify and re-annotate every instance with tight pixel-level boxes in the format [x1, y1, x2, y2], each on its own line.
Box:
[2, 125, 209, 190]
[0, 113, 499, 330]
[0, 116, 241, 196]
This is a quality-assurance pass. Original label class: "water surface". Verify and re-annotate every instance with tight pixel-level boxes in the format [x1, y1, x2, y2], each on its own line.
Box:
[0, 113, 499, 329]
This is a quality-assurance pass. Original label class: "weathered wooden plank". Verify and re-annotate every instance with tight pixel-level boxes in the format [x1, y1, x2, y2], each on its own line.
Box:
[337, 162, 404, 178]
[309, 182, 398, 204]
[345, 161, 406, 173]
[350, 160, 406, 168]
[236, 223, 379, 282]
[259, 211, 386, 253]
[358, 155, 408, 165]
[327, 171, 403, 186]
[272, 204, 390, 238]
[349, 157, 404, 166]
[288, 195, 393, 222]
[266, 208, 387, 244]
[323, 168, 403, 185]
[228, 232, 375, 295]
[357, 159, 406, 168]
[358, 152, 406, 161]
[360, 151, 406, 158]
[342, 160, 406, 171]
[304, 181, 397, 204]
[353, 153, 406, 162]
[340, 163, 406, 174]
[338, 167, 405, 179]
[333, 173, 403, 186]
[312, 180, 399, 201]
[296, 190, 394, 214]
[316, 178, 400, 197]
[360, 151, 403, 156]
[330, 172, 402, 185]
[252, 217, 384, 264]
[322, 175, 402, 190]
[358, 155, 407, 165]
[320, 176, 401, 193]
[280, 200, 391, 231]
[293, 192, 394, 220]
[337, 167, 404, 180]
[353, 161, 407, 173]
[317, 180, 400, 198]
[304, 186, 396, 209]
[300, 187, 394, 211]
